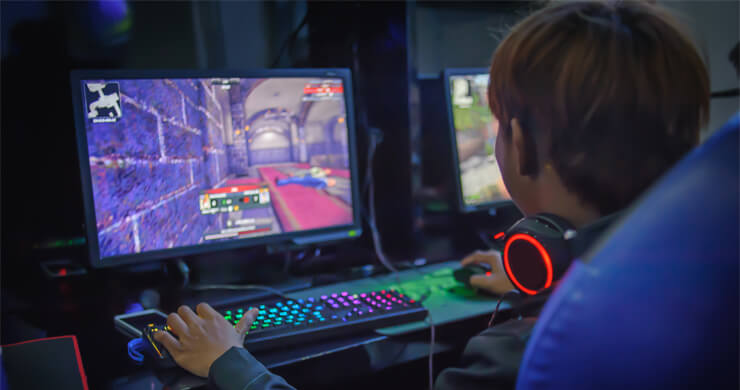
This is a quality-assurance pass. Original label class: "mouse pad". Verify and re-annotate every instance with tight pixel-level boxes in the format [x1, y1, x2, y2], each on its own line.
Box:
[288, 261, 511, 336]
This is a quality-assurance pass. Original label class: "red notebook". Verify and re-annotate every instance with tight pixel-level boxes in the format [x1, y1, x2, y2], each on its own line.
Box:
[1, 335, 88, 390]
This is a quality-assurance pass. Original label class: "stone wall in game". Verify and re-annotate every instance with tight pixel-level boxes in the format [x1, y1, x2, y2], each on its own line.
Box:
[88, 79, 229, 257]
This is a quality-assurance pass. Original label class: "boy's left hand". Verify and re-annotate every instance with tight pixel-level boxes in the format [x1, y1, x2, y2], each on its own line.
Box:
[461, 250, 516, 295]
[154, 303, 258, 377]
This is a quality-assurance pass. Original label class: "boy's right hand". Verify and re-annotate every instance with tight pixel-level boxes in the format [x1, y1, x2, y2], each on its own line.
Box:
[460, 250, 516, 295]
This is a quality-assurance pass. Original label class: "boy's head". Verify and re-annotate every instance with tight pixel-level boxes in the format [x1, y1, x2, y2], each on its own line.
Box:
[488, 0, 709, 225]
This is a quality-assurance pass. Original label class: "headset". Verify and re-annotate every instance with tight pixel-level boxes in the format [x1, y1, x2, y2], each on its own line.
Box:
[489, 212, 621, 296]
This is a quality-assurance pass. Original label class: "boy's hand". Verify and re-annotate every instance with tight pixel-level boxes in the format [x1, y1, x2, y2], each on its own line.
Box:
[461, 250, 516, 295]
[154, 303, 258, 377]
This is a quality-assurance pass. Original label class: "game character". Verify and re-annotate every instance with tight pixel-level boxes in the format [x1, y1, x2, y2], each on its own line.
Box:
[276, 166, 337, 189]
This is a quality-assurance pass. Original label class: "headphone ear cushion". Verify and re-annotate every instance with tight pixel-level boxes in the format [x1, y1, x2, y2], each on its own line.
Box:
[504, 234, 572, 295]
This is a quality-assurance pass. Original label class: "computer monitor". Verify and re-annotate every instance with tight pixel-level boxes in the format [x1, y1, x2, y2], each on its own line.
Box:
[443, 68, 510, 213]
[70, 69, 362, 268]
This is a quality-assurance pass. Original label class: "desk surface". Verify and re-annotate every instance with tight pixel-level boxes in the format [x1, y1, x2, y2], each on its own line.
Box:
[281, 260, 510, 335]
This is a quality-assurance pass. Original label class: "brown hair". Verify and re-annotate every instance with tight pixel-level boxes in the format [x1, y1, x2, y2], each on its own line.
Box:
[488, 0, 710, 215]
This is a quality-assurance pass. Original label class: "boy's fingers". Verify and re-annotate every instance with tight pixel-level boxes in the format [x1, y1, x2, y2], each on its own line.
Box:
[469, 274, 495, 290]
[470, 273, 517, 295]
[195, 302, 220, 320]
[177, 305, 201, 326]
[461, 251, 496, 267]
[235, 308, 259, 336]
[154, 331, 183, 357]
[166, 313, 189, 338]
[461, 253, 485, 266]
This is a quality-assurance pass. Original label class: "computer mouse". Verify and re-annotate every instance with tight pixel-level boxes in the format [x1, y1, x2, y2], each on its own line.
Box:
[453, 265, 490, 288]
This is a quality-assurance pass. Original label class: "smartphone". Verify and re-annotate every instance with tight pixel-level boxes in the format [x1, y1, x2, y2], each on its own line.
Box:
[114, 309, 168, 339]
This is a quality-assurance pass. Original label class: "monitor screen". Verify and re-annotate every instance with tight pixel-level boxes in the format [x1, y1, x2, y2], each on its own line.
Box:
[72, 70, 360, 267]
[446, 70, 509, 211]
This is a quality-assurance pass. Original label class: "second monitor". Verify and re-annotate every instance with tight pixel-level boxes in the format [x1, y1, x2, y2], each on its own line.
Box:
[444, 68, 510, 213]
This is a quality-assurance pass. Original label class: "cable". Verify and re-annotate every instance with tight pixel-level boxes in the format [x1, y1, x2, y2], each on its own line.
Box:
[127, 338, 146, 363]
[188, 284, 293, 300]
[425, 313, 436, 390]
[366, 128, 400, 276]
[488, 290, 520, 328]
[271, 10, 309, 68]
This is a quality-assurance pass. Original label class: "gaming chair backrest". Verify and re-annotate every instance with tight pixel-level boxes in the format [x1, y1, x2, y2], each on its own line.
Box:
[516, 114, 739, 390]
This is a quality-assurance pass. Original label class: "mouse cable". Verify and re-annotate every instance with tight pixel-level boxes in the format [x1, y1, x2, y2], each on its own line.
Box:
[188, 284, 294, 301]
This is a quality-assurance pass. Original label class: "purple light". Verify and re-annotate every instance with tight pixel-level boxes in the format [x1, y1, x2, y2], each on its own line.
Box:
[331, 304, 339, 309]
[124, 302, 144, 314]
[343, 302, 349, 306]
[353, 300, 361, 304]
[331, 293, 338, 298]
[321, 295, 327, 300]
[360, 293, 367, 298]
[368, 309, 374, 313]
[358, 311, 363, 315]
[341, 292, 348, 296]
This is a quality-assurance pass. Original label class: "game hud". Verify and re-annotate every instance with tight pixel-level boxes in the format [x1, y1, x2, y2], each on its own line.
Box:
[449, 74, 509, 208]
[80, 77, 354, 259]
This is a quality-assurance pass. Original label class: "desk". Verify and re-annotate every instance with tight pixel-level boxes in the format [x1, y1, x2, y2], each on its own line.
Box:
[106, 261, 513, 389]
[2, 260, 515, 390]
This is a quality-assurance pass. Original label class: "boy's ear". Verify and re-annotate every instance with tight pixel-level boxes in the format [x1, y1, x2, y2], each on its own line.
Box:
[510, 118, 531, 176]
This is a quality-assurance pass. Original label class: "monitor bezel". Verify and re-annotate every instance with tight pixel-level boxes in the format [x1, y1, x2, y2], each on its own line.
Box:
[71, 68, 363, 268]
[443, 67, 511, 214]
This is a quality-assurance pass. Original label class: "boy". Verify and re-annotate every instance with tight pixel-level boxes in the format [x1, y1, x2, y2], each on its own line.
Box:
[154, 1, 710, 389]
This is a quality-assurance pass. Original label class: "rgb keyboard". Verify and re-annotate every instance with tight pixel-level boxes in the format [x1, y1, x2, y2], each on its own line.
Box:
[218, 289, 427, 351]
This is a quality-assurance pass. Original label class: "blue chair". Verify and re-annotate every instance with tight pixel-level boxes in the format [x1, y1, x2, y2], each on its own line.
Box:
[517, 114, 739, 390]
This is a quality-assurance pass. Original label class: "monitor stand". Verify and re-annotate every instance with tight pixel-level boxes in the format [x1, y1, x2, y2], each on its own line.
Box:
[175, 250, 313, 308]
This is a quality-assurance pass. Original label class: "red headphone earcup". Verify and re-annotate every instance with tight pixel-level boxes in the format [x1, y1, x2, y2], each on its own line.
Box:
[503, 234, 572, 295]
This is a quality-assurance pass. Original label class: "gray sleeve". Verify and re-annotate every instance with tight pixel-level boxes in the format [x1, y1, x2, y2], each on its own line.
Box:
[208, 347, 295, 390]
[434, 318, 537, 390]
